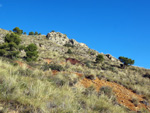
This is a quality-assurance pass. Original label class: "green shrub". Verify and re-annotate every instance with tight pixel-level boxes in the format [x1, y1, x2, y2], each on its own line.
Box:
[118, 56, 134, 66]
[49, 64, 64, 71]
[34, 31, 38, 35]
[67, 49, 72, 54]
[13, 27, 23, 35]
[88, 50, 96, 55]
[51, 30, 55, 32]
[38, 33, 41, 35]
[29, 32, 34, 35]
[25, 44, 38, 62]
[0, 49, 6, 56]
[19, 45, 26, 51]
[83, 85, 96, 96]
[0, 33, 21, 58]
[96, 54, 104, 63]
[85, 61, 92, 68]
[5, 33, 21, 45]
[42, 63, 64, 71]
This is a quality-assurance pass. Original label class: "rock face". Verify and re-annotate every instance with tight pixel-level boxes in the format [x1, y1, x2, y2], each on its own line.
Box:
[46, 32, 89, 49]
[46, 31, 69, 45]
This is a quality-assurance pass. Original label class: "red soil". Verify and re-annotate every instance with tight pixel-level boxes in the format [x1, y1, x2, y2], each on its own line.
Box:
[14, 61, 150, 111]
[66, 58, 84, 66]
[80, 77, 150, 111]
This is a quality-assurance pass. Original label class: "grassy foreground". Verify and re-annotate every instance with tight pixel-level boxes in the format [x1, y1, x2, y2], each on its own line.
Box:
[0, 59, 129, 113]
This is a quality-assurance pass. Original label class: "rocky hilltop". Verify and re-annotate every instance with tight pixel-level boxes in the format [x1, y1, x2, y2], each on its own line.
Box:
[0, 28, 119, 62]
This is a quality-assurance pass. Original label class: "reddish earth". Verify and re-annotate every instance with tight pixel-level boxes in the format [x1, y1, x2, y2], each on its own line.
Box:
[80, 77, 150, 111]
[74, 72, 83, 77]
[66, 58, 84, 66]
[14, 61, 150, 111]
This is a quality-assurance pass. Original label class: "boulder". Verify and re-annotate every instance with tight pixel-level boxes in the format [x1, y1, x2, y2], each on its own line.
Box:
[46, 32, 69, 45]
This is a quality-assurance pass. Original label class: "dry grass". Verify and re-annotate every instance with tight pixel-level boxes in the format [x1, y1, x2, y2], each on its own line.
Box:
[0, 59, 128, 113]
[0, 28, 150, 112]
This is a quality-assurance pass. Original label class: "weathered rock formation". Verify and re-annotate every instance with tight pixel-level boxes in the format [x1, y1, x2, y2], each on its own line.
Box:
[46, 31, 89, 49]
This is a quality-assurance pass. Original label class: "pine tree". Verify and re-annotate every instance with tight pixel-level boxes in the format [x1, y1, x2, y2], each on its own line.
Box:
[13, 27, 23, 35]
[0, 33, 21, 58]
[118, 56, 134, 66]
[25, 44, 38, 62]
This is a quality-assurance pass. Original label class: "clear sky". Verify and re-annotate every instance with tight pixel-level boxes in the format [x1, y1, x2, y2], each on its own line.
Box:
[0, 0, 150, 69]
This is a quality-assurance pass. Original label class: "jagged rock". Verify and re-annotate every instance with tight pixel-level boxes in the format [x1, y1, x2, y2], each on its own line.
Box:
[46, 32, 69, 45]
[46, 32, 89, 50]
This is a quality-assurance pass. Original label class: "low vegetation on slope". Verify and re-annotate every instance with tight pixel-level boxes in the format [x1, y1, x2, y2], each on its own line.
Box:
[0, 59, 128, 113]
[0, 28, 150, 113]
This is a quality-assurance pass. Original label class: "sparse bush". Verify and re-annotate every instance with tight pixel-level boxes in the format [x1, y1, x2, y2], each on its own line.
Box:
[34, 31, 38, 35]
[85, 61, 92, 68]
[98, 86, 113, 97]
[96, 73, 106, 80]
[49, 64, 64, 71]
[51, 30, 55, 32]
[88, 49, 96, 55]
[96, 54, 104, 63]
[29, 31, 34, 35]
[13, 27, 23, 35]
[83, 85, 96, 96]
[67, 49, 72, 54]
[42, 63, 64, 71]
[38, 33, 41, 35]
[118, 56, 134, 66]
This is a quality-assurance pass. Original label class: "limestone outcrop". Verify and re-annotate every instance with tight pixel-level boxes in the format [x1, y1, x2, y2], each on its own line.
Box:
[46, 31, 89, 49]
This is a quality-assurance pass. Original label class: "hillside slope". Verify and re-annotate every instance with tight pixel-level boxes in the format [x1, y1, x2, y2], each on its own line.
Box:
[0, 28, 150, 112]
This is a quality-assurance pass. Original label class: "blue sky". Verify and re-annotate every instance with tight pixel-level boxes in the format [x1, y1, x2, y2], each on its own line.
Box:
[0, 0, 150, 69]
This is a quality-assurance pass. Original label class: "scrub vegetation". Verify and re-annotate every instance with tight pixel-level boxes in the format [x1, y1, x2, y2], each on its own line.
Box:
[0, 28, 150, 113]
